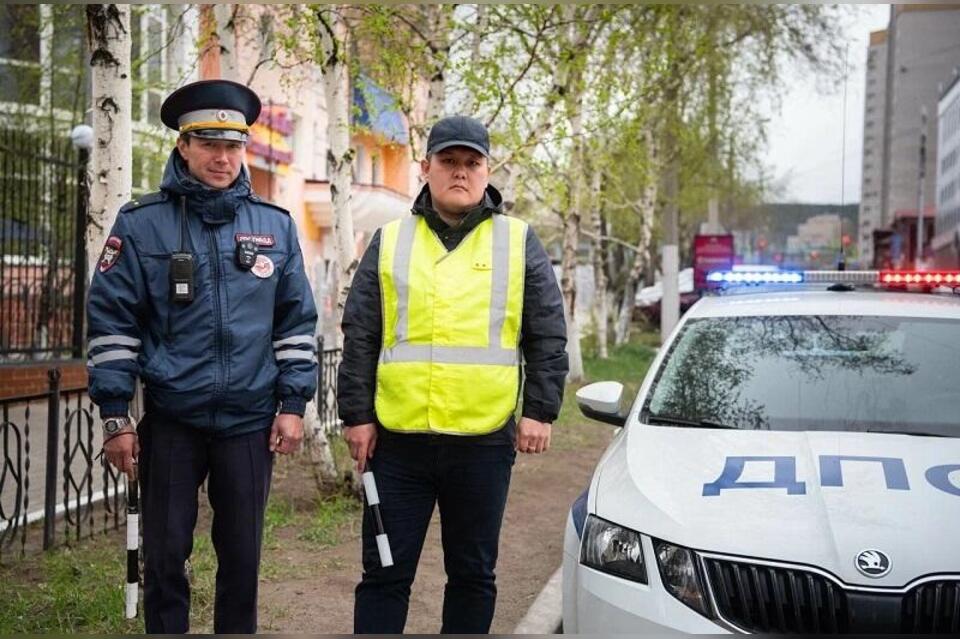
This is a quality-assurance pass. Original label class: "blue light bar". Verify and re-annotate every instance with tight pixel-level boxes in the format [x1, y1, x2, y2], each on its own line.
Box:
[706, 270, 804, 284]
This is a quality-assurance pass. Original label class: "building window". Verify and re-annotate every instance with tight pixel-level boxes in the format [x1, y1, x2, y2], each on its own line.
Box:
[0, 5, 41, 106]
[50, 6, 88, 116]
[371, 154, 382, 186]
[131, 6, 167, 126]
[353, 144, 367, 183]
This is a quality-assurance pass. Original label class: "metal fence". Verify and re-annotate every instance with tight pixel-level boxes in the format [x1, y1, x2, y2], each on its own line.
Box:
[0, 369, 130, 563]
[317, 337, 342, 432]
[0, 345, 342, 563]
[0, 127, 88, 360]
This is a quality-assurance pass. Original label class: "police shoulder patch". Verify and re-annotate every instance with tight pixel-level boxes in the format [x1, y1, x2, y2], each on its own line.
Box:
[98, 236, 123, 273]
[119, 191, 168, 214]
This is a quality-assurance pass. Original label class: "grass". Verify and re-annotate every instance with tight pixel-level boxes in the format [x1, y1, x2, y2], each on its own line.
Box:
[552, 329, 659, 450]
[0, 490, 362, 633]
[0, 529, 217, 634]
[298, 495, 361, 548]
[0, 543, 145, 633]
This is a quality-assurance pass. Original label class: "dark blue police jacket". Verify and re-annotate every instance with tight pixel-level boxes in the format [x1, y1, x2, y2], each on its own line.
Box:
[86, 150, 318, 436]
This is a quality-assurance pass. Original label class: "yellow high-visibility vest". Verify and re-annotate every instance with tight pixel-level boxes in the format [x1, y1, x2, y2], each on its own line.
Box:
[375, 214, 527, 435]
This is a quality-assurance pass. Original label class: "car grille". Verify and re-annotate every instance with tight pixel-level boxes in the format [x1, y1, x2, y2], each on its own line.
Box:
[703, 557, 847, 633]
[703, 557, 960, 634]
[901, 581, 960, 633]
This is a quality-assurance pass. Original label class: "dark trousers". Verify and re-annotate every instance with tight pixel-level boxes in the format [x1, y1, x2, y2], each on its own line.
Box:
[354, 437, 515, 634]
[137, 415, 273, 634]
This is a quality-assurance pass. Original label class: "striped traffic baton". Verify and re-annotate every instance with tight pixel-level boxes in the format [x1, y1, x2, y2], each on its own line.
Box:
[361, 471, 393, 567]
[125, 472, 140, 619]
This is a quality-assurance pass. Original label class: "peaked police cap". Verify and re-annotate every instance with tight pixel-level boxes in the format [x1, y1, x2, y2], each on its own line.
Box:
[160, 79, 261, 142]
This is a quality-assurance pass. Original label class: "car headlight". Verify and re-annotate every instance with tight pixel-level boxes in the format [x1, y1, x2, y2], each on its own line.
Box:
[580, 515, 647, 583]
[653, 539, 713, 618]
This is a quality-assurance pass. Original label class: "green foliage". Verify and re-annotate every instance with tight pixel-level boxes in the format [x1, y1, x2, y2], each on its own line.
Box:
[0, 544, 144, 633]
[263, 495, 297, 548]
[298, 495, 361, 548]
[186, 534, 218, 629]
[553, 329, 659, 450]
[0, 530, 217, 634]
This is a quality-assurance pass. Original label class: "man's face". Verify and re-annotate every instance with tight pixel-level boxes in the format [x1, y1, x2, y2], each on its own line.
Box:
[420, 147, 489, 216]
[176, 136, 245, 189]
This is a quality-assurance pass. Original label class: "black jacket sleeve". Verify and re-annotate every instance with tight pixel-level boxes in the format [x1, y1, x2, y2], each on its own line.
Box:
[520, 227, 569, 422]
[337, 230, 382, 427]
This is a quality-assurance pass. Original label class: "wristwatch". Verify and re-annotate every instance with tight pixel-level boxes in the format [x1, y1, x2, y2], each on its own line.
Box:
[103, 416, 132, 436]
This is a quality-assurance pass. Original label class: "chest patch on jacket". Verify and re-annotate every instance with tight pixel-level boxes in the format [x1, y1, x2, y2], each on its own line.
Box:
[251, 254, 275, 279]
[98, 236, 122, 273]
[234, 233, 275, 247]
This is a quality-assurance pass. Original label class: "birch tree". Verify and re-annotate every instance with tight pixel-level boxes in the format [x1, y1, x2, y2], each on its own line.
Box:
[587, 162, 609, 358]
[315, 6, 357, 345]
[85, 4, 132, 280]
[213, 3, 240, 82]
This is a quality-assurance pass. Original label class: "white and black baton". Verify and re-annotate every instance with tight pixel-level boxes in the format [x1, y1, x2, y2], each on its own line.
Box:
[361, 471, 393, 567]
[125, 474, 140, 619]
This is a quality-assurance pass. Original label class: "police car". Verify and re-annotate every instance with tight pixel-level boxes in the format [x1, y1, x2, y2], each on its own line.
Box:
[563, 269, 960, 634]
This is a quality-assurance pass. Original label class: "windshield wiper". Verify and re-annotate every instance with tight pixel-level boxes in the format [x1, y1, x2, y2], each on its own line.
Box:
[646, 414, 738, 430]
[865, 429, 953, 438]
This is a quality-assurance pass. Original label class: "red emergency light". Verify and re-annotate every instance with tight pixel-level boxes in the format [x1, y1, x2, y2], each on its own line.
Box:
[879, 271, 960, 286]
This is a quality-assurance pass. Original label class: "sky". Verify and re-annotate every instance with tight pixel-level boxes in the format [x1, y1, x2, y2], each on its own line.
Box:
[762, 5, 890, 205]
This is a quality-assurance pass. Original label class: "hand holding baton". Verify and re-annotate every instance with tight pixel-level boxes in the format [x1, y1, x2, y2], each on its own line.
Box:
[361, 471, 393, 567]
[125, 472, 140, 619]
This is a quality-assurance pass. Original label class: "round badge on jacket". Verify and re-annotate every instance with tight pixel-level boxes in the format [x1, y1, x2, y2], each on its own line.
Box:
[251, 254, 275, 279]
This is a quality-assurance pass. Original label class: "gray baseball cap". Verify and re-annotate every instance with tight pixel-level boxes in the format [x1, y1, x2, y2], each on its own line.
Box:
[426, 115, 490, 158]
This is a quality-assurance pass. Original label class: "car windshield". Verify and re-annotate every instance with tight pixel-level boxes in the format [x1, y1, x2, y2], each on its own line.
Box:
[644, 315, 960, 436]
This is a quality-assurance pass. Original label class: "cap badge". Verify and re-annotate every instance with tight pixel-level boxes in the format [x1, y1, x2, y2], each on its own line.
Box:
[216, 110, 229, 122]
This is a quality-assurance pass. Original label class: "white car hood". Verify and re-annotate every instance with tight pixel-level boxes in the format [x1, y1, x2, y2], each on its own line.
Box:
[596, 425, 960, 588]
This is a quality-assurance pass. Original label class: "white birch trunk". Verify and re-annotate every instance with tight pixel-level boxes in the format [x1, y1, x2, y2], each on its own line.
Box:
[213, 4, 239, 82]
[318, 8, 356, 349]
[167, 6, 198, 86]
[461, 5, 486, 115]
[561, 70, 585, 383]
[39, 5, 52, 113]
[589, 167, 609, 359]
[301, 258, 337, 486]
[425, 5, 452, 124]
[615, 129, 658, 346]
[85, 4, 132, 281]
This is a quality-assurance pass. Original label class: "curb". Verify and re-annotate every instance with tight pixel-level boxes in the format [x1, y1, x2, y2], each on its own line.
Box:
[513, 566, 563, 634]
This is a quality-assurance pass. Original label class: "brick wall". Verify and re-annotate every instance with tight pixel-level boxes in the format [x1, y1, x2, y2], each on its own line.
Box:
[0, 361, 88, 399]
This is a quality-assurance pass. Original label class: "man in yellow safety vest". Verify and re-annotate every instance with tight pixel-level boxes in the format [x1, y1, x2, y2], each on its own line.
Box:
[338, 115, 569, 633]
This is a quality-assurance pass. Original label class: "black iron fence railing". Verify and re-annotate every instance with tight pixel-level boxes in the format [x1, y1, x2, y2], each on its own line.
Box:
[0, 127, 88, 360]
[316, 337, 342, 433]
[0, 369, 130, 563]
[0, 348, 343, 562]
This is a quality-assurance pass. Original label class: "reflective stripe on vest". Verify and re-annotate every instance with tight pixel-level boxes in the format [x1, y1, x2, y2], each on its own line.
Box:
[375, 214, 527, 435]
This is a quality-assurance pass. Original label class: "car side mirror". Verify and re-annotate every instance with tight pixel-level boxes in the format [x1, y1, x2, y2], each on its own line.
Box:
[576, 381, 626, 426]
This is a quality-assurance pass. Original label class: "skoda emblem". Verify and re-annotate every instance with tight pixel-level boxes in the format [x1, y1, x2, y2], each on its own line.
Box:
[216, 109, 229, 122]
[855, 549, 891, 578]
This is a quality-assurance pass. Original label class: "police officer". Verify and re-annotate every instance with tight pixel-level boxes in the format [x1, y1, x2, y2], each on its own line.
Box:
[89, 79, 318, 633]
[339, 115, 569, 633]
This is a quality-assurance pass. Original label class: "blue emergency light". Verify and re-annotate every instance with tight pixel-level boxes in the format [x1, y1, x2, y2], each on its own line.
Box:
[706, 270, 803, 284]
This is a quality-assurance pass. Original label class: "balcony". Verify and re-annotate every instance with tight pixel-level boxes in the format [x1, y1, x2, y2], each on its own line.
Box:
[304, 180, 412, 233]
